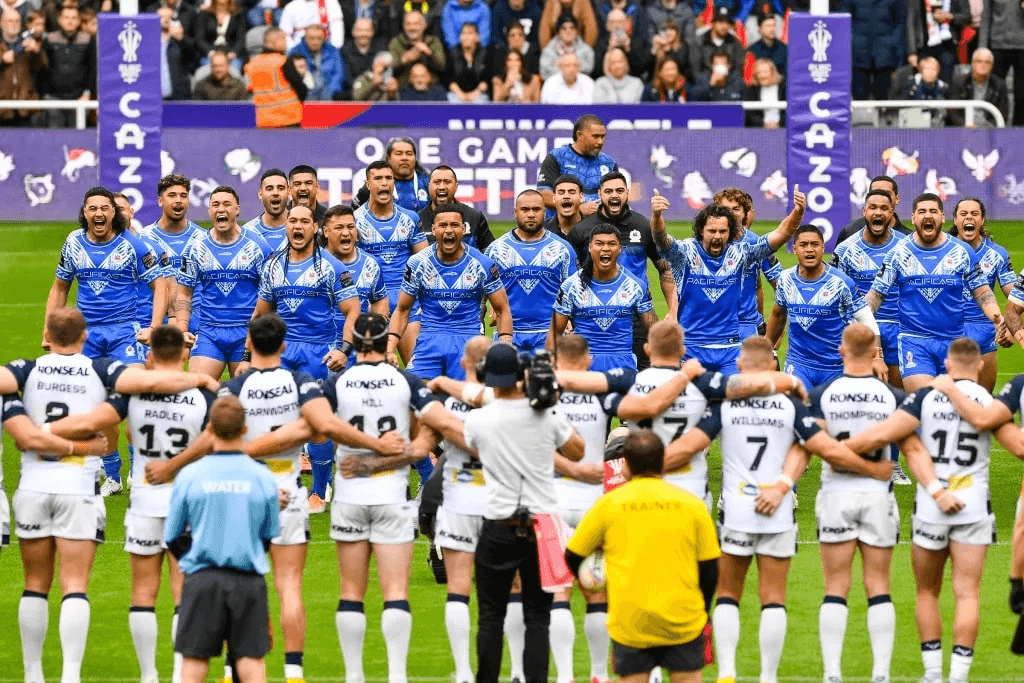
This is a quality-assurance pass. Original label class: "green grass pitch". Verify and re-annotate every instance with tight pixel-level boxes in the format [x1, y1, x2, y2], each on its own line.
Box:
[1, 220, 1023, 682]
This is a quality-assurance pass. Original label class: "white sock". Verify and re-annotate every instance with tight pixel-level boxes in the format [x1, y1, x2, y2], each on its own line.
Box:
[19, 591, 48, 683]
[759, 604, 787, 683]
[712, 600, 740, 680]
[819, 598, 848, 680]
[584, 606, 610, 681]
[921, 640, 942, 681]
[550, 603, 576, 683]
[336, 602, 366, 683]
[223, 664, 233, 681]
[284, 661, 304, 681]
[949, 645, 974, 683]
[59, 594, 90, 683]
[504, 599, 526, 681]
[171, 612, 183, 683]
[867, 596, 896, 681]
[648, 667, 661, 683]
[382, 603, 412, 683]
[129, 607, 158, 680]
[445, 596, 472, 683]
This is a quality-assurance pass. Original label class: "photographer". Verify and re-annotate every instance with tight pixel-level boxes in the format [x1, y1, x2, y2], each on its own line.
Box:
[463, 342, 585, 683]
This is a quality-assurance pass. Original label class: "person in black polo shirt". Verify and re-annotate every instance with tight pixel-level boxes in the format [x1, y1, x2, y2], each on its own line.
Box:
[417, 165, 495, 251]
[836, 175, 910, 245]
[543, 174, 584, 241]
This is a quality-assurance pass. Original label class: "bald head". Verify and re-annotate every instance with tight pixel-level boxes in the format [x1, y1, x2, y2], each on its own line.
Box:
[841, 322, 877, 360]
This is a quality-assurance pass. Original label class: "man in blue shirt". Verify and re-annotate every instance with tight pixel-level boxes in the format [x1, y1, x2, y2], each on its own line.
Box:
[352, 138, 432, 213]
[243, 169, 290, 251]
[322, 205, 390, 317]
[165, 395, 281, 683]
[538, 115, 617, 218]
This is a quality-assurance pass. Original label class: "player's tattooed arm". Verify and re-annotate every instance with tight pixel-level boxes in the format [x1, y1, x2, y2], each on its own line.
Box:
[302, 397, 408, 455]
[171, 284, 194, 332]
[342, 422, 440, 478]
[865, 289, 884, 313]
[1005, 299, 1024, 345]
[725, 371, 806, 402]
[655, 258, 678, 320]
[650, 189, 674, 252]
[765, 185, 806, 250]
[971, 284, 1003, 326]
[640, 309, 658, 330]
[764, 305, 786, 347]
[616, 360, 704, 420]
[42, 278, 72, 350]
[546, 312, 571, 352]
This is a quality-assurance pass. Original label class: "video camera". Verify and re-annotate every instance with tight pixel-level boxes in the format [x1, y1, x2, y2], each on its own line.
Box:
[522, 349, 560, 410]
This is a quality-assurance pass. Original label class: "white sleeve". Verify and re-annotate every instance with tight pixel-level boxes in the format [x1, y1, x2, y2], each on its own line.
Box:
[853, 306, 881, 336]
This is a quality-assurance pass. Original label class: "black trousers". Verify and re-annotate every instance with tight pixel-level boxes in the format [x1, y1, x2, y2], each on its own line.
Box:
[993, 48, 1024, 125]
[475, 520, 553, 683]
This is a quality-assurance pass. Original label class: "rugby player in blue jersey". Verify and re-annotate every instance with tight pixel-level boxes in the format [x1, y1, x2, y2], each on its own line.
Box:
[289, 165, 328, 224]
[352, 137, 432, 213]
[322, 205, 390, 317]
[538, 114, 617, 217]
[243, 168, 290, 251]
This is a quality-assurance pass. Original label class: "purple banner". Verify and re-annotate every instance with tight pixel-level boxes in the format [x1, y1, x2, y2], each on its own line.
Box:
[786, 13, 851, 249]
[98, 14, 163, 225]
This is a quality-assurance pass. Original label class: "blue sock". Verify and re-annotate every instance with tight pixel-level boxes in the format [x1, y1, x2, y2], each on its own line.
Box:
[413, 456, 433, 482]
[308, 441, 334, 499]
[127, 444, 135, 471]
[102, 452, 121, 482]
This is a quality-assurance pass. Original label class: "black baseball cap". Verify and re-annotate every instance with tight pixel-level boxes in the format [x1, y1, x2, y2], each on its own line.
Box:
[713, 5, 733, 22]
[481, 342, 520, 388]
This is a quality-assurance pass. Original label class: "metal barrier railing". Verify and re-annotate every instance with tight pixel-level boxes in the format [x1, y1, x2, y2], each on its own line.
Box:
[740, 98, 1006, 128]
[0, 99, 97, 129]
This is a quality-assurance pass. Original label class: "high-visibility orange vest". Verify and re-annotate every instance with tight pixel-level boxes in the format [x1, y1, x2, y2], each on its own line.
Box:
[245, 52, 303, 128]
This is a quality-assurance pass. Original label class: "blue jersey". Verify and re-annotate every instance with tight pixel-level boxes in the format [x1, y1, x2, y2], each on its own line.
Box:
[258, 249, 358, 346]
[178, 229, 274, 328]
[964, 237, 1014, 325]
[775, 265, 867, 370]
[55, 229, 163, 326]
[354, 203, 425, 299]
[553, 268, 654, 357]
[738, 228, 783, 327]
[338, 248, 388, 314]
[401, 247, 504, 334]
[871, 235, 986, 338]
[395, 171, 430, 212]
[538, 145, 618, 202]
[661, 235, 774, 347]
[486, 230, 578, 334]
[140, 220, 205, 324]
[832, 230, 905, 323]
[133, 230, 172, 326]
[242, 213, 288, 251]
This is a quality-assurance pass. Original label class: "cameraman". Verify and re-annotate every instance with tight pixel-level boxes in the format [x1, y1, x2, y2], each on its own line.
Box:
[463, 342, 585, 683]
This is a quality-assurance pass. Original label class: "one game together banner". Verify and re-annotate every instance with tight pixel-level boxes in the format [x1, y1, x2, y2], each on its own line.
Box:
[98, 14, 162, 225]
[786, 13, 851, 249]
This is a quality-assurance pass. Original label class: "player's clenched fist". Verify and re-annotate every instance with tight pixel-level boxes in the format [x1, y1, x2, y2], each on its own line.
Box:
[650, 188, 670, 216]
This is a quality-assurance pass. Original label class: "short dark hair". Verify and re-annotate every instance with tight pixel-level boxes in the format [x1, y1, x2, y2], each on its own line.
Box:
[210, 185, 239, 203]
[433, 202, 464, 222]
[46, 307, 86, 347]
[209, 396, 246, 440]
[288, 164, 317, 180]
[623, 429, 664, 477]
[322, 204, 355, 228]
[953, 196, 986, 219]
[599, 171, 628, 188]
[572, 113, 604, 141]
[913, 192, 944, 213]
[150, 325, 185, 363]
[693, 204, 740, 244]
[249, 313, 287, 355]
[516, 189, 543, 203]
[870, 175, 898, 196]
[430, 165, 457, 181]
[948, 336, 981, 363]
[553, 174, 583, 191]
[260, 168, 287, 186]
[588, 223, 620, 244]
[864, 188, 893, 205]
[366, 159, 392, 176]
[711, 47, 733, 67]
[79, 186, 127, 235]
[353, 312, 389, 353]
[794, 224, 823, 242]
[158, 173, 190, 195]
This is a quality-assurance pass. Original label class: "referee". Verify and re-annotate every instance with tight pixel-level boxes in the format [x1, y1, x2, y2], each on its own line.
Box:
[463, 343, 585, 683]
[164, 396, 282, 683]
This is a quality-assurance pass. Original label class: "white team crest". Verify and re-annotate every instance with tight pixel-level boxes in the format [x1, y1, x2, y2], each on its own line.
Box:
[594, 317, 617, 331]
[629, 229, 641, 243]
[0, 149, 14, 182]
[920, 287, 944, 303]
[224, 148, 262, 183]
[23, 173, 54, 206]
[119, 21, 142, 62]
[720, 147, 758, 178]
[925, 169, 957, 201]
[793, 315, 816, 330]
[849, 167, 870, 205]
[881, 147, 920, 176]
[438, 300, 460, 314]
[600, 165, 609, 175]
[999, 174, 1024, 205]
[682, 171, 712, 210]
[650, 145, 676, 186]
[905, 351, 916, 369]
[88, 280, 107, 295]
[760, 170, 787, 202]
[281, 298, 303, 313]
[703, 287, 727, 303]
[61, 146, 97, 182]
[215, 282, 235, 295]
[519, 279, 540, 294]
[809, 20, 832, 62]
[961, 149, 999, 182]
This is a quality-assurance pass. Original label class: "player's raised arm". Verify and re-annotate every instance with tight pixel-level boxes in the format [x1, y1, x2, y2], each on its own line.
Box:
[764, 185, 806, 251]
[649, 188, 674, 253]
[929, 374, 1014, 431]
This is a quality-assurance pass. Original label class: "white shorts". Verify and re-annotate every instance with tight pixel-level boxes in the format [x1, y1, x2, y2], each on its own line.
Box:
[435, 508, 484, 553]
[13, 490, 106, 542]
[719, 524, 798, 558]
[330, 501, 415, 544]
[0, 491, 9, 549]
[912, 515, 997, 551]
[560, 508, 586, 530]
[273, 489, 310, 546]
[816, 490, 900, 547]
[124, 510, 166, 555]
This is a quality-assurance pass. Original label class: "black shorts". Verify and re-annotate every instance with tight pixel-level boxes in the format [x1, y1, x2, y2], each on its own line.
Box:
[612, 632, 705, 675]
[176, 567, 271, 660]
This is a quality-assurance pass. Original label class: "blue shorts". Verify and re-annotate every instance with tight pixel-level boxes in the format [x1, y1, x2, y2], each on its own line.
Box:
[408, 333, 474, 380]
[898, 334, 952, 378]
[508, 332, 547, 354]
[964, 321, 997, 354]
[878, 321, 900, 366]
[685, 345, 740, 375]
[785, 359, 842, 391]
[281, 340, 330, 382]
[84, 322, 144, 365]
[192, 326, 248, 363]
[738, 323, 760, 342]
[589, 353, 636, 373]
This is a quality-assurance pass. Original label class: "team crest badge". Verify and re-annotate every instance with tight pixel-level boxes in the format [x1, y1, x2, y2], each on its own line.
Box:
[905, 351, 916, 369]
[629, 229, 641, 243]
[24, 173, 54, 206]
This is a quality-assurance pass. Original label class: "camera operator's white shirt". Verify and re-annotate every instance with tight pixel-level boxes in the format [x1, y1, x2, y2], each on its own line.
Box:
[464, 397, 574, 520]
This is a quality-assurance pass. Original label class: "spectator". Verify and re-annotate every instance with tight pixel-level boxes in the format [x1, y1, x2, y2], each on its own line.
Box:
[645, 0, 696, 41]
[145, 0, 198, 72]
[343, 17, 387, 97]
[744, 57, 785, 127]
[840, 0, 907, 100]
[193, 48, 249, 99]
[961, 0, 983, 60]
[291, 24, 345, 100]
[342, 0, 395, 45]
[491, 47, 541, 101]
[399, 60, 447, 99]
[593, 45, 642, 102]
[539, 0, 597, 47]
[446, 21, 490, 102]
[492, 20, 540, 75]
[745, 0, 784, 40]
[193, 0, 245, 73]
[907, 0, 968, 87]
[1, 0, 27, 24]
[980, 0, 1024, 126]
[158, 6, 191, 99]
[40, 5, 94, 128]
[246, 0, 282, 30]
[0, 8, 46, 126]
[650, 19, 696, 81]
[697, 5, 744, 76]
[440, 0, 491, 50]
[79, 7, 95, 36]
[540, 50, 594, 102]
[539, 14, 593, 79]
[901, 54, 949, 125]
[389, 10, 445, 85]
[692, 0, 751, 28]
[352, 50, 399, 99]
[746, 14, 786, 78]
[245, 26, 306, 126]
[689, 47, 744, 101]
[950, 47, 1010, 127]
[593, 8, 650, 78]
[279, 0, 344, 50]
[596, 0, 651, 49]
[641, 54, 685, 101]
[491, 0, 541, 47]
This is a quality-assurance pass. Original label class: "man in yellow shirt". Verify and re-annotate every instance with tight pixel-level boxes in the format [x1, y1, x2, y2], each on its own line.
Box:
[565, 429, 720, 683]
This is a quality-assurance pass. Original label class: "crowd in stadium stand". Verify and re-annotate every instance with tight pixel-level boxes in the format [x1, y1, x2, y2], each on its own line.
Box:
[0, 0, 1021, 126]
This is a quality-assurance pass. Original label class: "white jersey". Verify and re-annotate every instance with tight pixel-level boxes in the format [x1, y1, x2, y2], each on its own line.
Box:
[6, 354, 126, 496]
[221, 367, 324, 492]
[809, 374, 904, 494]
[324, 361, 439, 505]
[440, 395, 488, 515]
[698, 394, 821, 533]
[110, 388, 214, 517]
[553, 390, 617, 511]
[900, 381, 993, 525]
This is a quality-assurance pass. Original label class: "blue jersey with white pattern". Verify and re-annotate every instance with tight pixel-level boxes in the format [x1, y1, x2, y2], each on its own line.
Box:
[832, 230, 904, 323]
[738, 228, 782, 327]
[141, 220, 205, 324]
[178, 229, 274, 328]
[401, 247, 504, 334]
[661, 235, 774, 346]
[486, 230, 578, 334]
[258, 249, 358, 346]
[871, 235, 986, 338]
[338, 248, 388, 314]
[776, 265, 866, 369]
[553, 268, 654, 356]
[133, 230, 172, 326]
[964, 237, 1014, 325]
[538, 145, 618, 202]
[242, 214, 288, 251]
[395, 172, 430, 212]
[55, 229, 163, 326]
[354, 203, 425, 297]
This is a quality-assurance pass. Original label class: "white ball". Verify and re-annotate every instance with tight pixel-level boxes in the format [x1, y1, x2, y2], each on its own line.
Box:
[577, 550, 606, 591]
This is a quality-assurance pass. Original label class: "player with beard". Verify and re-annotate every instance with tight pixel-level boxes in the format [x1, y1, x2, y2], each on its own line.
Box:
[353, 137, 432, 212]
[836, 176, 911, 245]
[243, 169, 290, 251]
[321, 205, 389, 317]
[651, 187, 806, 374]
[948, 197, 1015, 391]
[538, 114, 617, 217]
[418, 165, 495, 250]
[173, 186, 274, 381]
[486, 190, 577, 353]
[866, 193, 1002, 393]
[288, 165, 327, 224]
[543, 175, 584, 241]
